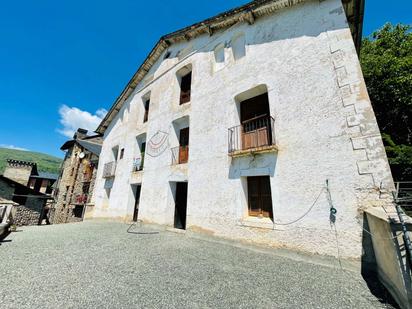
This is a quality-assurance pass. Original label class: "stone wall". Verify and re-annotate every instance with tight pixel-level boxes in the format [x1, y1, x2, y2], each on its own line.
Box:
[13, 197, 44, 226]
[3, 162, 34, 186]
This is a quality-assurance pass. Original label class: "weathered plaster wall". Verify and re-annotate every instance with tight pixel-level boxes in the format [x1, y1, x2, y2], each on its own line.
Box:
[90, 0, 394, 259]
[3, 164, 32, 186]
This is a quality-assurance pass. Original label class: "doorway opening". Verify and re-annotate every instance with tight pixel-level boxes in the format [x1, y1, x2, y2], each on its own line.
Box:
[131, 184, 142, 222]
[173, 182, 188, 229]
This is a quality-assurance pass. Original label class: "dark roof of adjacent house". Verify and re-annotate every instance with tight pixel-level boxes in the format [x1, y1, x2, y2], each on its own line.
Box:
[77, 139, 102, 156]
[6, 159, 38, 175]
[95, 0, 365, 135]
[6, 159, 37, 167]
[30, 172, 59, 180]
[61, 134, 103, 156]
[0, 175, 47, 197]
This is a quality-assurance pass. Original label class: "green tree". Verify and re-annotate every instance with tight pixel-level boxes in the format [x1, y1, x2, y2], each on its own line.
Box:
[360, 23, 412, 180]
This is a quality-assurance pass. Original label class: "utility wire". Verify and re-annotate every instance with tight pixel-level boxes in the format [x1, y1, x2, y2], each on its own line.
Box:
[272, 187, 326, 226]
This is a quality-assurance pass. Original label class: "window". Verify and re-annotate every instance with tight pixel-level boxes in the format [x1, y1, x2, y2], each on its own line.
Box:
[232, 33, 246, 60]
[143, 98, 150, 123]
[134, 135, 146, 172]
[73, 205, 84, 218]
[180, 72, 192, 104]
[105, 187, 111, 198]
[120, 148, 125, 160]
[164, 51, 171, 59]
[214, 43, 225, 71]
[112, 146, 119, 161]
[247, 176, 273, 219]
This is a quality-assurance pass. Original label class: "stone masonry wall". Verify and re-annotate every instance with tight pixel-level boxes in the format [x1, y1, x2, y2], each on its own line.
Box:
[14, 197, 44, 226]
[52, 143, 98, 224]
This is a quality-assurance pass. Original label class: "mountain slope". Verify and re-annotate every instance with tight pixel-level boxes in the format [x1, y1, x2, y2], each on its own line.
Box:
[0, 148, 63, 175]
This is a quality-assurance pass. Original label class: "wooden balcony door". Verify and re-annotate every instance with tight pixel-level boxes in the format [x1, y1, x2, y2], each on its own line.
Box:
[247, 176, 273, 219]
[179, 127, 189, 164]
[240, 93, 271, 150]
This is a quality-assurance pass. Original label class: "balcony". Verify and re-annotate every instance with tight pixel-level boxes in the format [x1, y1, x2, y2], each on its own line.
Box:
[228, 115, 277, 156]
[102, 161, 116, 178]
[132, 153, 145, 172]
[75, 194, 88, 204]
[171, 146, 189, 165]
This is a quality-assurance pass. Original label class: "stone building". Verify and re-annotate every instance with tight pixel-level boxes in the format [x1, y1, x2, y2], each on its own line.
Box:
[52, 128, 102, 223]
[0, 175, 48, 226]
[3, 159, 57, 194]
[88, 0, 395, 260]
[3, 159, 37, 186]
[28, 172, 58, 194]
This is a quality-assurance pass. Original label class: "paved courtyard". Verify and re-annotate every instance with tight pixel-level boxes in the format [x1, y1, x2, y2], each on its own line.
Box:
[0, 221, 394, 308]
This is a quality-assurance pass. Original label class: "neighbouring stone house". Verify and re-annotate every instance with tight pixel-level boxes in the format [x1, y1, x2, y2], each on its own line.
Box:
[51, 128, 102, 223]
[0, 175, 48, 226]
[88, 0, 395, 260]
[3, 159, 58, 194]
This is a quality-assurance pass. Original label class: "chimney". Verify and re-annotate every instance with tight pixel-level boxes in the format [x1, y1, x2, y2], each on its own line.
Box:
[74, 128, 88, 140]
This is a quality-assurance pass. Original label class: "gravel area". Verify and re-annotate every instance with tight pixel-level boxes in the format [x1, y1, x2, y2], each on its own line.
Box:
[0, 221, 394, 308]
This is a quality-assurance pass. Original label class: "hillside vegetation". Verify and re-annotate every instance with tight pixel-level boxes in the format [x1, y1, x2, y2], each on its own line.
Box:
[0, 148, 62, 175]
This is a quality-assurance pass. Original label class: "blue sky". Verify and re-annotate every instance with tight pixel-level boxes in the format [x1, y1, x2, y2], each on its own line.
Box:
[0, 0, 411, 158]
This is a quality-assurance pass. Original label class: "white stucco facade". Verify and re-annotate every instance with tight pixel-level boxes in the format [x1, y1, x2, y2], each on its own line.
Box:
[89, 0, 394, 260]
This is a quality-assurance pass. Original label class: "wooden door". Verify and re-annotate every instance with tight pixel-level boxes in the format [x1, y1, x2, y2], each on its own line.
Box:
[247, 176, 273, 218]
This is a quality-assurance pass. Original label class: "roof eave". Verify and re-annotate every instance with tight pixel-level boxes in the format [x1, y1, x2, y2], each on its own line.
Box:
[96, 0, 365, 135]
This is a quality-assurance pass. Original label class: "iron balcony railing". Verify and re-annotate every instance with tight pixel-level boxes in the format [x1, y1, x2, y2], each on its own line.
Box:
[132, 153, 145, 172]
[228, 115, 276, 154]
[102, 161, 116, 178]
[395, 182, 412, 215]
[171, 146, 189, 165]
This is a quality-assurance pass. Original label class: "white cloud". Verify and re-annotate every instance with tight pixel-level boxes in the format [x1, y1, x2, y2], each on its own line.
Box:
[0, 144, 29, 151]
[57, 105, 107, 138]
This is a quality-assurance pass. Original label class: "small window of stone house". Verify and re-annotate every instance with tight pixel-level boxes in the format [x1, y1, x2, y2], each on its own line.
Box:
[120, 148, 125, 160]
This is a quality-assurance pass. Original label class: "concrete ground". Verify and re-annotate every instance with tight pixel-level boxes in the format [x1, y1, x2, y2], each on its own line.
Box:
[0, 221, 395, 308]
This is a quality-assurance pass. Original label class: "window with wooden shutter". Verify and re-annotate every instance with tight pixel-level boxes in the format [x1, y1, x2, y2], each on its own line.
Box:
[143, 98, 150, 123]
[180, 72, 192, 104]
[247, 176, 273, 219]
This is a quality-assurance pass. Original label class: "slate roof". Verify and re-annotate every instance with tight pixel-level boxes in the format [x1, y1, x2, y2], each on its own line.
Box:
[77, 139, 102, 156]
[60, 134, 102, 156]
[30, 172, 59, 180]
